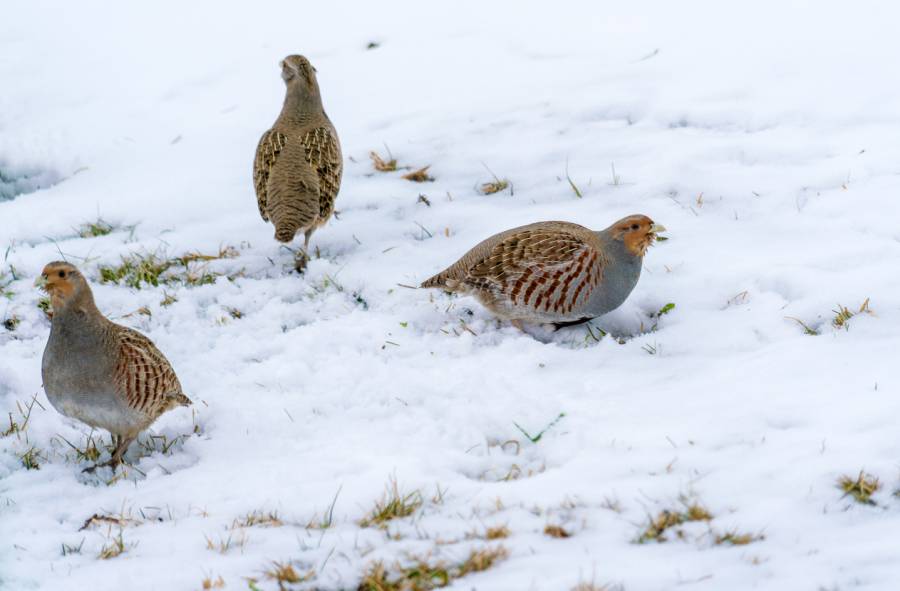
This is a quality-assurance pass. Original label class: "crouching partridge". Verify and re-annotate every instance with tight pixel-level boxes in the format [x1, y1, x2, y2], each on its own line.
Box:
[421, 215, 665, 329]
[254, 54, 343, 271]
[36, 262, 191, 471]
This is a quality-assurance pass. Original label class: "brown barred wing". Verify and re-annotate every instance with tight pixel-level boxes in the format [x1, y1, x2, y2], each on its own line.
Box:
[253, 129, 287, 221]
[114, 327, 188, 417]
[301, 127, 342, 221]
[466, 228, 606, 317]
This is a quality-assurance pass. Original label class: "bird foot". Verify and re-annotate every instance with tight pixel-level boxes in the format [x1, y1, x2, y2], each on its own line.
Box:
[82, 458, 121, 474]
[293, 249, 310, 273]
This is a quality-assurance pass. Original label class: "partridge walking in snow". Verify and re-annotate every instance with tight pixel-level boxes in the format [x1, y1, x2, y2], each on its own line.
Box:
[253, 55, 343, 271]
[421, 215, 665, 328]
[36, 262, 191, 471]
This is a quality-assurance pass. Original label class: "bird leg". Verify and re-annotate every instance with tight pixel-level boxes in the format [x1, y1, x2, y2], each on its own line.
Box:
[294, 230, 314, 273]
[82, 434, 135, 473]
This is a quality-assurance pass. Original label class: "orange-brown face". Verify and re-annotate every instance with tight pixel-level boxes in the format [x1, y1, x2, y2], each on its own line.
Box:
[611, 214, 666, 257]
[34, 261, 85, 307]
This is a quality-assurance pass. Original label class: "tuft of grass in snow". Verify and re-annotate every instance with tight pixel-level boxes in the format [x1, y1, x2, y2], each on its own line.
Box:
[2, 395, 41, 439]
[838, 470, 880, 505]
[358, 546, 508, 591]
[232, 510, 283, 529]
[200, 575, 225, 589]
[98, 246, 239, 289]
[635, 500, 713, 544]
[359, 477, 423, 528]
[58, 432, 103, 464]
[98, 529, 133, 560]
[402, 165, 435, 183]
[262, 561, 314, 589]
[76, 217, 116, 238]
[370, 148, 398, 172]
[513, 412, 566, 444]
[544, 524, 571, 538]
[714, 529, 765, 546]
[205, 531, 248, 555]
[18, 446, 42, 470]
[484, 525, 510, 540]
[832, 298, 872, 330]
[61, 539, 85, 556]
[786, 316, 819, 336]
[479, 163, 511, 195]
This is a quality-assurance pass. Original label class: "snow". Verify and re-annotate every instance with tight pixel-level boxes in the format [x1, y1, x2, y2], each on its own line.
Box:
[2, 1, 900, 589]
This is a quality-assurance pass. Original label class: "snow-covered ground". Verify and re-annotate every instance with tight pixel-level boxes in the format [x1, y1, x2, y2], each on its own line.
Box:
[3, 1, 900, 589]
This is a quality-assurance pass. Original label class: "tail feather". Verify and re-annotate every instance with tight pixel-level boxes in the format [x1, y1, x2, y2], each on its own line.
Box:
[168, 392, 192, 408]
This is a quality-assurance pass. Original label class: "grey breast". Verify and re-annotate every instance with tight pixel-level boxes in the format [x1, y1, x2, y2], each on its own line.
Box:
[583, 238, 643, 316]
[42, 315, 127, 432]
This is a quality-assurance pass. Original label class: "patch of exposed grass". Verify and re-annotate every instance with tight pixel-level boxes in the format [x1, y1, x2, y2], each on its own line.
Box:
[233, 510, 283, 529]
[635, 500, 713, 544]
[402, 165, 435, 183]
[360, 478, 423, 528]
[543, 524, 571, 538]
[714, 529, 765, 546]
[485, 525, 510, 540]
[838, 470, 880, 505]
[358, 546, 508, 591]
[832, 298, 873, 330]
[77, 217, 116, 238]
[98, 246, 239, 289]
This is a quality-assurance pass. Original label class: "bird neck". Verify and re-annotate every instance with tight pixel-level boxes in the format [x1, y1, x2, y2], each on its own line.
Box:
[51, 286, 102, 324]
[279, 87, 324, 124]
[596, 230, 642, 269]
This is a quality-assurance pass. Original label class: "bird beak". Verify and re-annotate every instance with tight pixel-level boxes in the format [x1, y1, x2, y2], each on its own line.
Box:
[649, 223, 667, 234]
[34, 275, 48, 290]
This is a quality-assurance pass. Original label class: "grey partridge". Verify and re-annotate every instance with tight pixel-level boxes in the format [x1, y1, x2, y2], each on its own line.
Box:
[253, 54, 343, 270]
[421, 215, 665, 329]
[36, 262, 190, 471]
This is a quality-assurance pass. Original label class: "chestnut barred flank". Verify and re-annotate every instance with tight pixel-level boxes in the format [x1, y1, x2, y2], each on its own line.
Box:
[421, 216, 663, 327]
[253, 55, 342, 250]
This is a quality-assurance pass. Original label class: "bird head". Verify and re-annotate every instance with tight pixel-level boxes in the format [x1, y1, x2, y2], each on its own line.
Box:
[34, 261, 91, 313]
[607, 214, 666, 257]
[280, 55, 319, 89]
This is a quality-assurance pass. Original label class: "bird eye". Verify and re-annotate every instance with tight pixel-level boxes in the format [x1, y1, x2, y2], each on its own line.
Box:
[58, 270, 66, 278]
[630, 224, 639, 230]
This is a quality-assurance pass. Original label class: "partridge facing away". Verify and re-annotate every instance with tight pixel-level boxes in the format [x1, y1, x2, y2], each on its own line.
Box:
[253, 54, 343, 270]
[421, 215, 665, 328]
[36, 262, 190, 471]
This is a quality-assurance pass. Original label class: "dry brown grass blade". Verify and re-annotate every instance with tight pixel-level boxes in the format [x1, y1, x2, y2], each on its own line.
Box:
[370, 150, 398, 172]
[402, 165, 435, 182]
